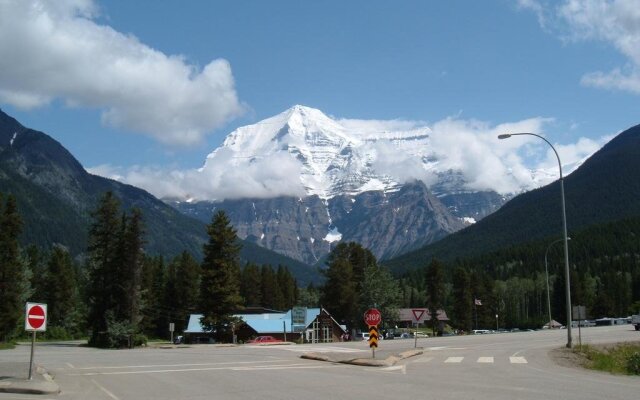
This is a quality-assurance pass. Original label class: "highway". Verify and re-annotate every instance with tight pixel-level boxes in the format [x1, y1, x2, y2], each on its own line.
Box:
[1, 324, 637, 400]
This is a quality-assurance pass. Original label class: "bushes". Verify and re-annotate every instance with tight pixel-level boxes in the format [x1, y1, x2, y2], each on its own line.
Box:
[627, 351, 640, 375]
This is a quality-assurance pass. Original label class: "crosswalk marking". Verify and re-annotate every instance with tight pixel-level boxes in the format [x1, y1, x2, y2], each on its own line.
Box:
[423, 356, 527, 364]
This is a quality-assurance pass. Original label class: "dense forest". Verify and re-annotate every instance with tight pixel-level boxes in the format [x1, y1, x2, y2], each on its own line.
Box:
[1, 191, 638, 346]
[395, 216, 640, 330]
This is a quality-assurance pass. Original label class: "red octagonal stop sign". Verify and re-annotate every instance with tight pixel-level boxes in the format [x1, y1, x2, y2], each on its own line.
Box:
[364, 308, 382, 326]
[25, 303, 47, 331]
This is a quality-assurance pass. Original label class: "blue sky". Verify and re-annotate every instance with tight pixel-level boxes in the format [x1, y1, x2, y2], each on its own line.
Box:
[1, 0, 639, 198]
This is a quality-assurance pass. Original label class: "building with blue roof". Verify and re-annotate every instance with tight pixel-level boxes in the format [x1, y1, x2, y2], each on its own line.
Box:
[183, 307, 346, 343]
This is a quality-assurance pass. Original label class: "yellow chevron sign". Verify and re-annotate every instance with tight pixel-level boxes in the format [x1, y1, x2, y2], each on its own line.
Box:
[368, 325, 378, 348]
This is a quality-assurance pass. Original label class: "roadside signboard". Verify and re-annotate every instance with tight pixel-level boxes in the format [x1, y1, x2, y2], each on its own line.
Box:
[25, 302, 47, 380]
[25, 303, 47, 332]
[363, 308, 381, 327]
[292, 307, 307, 332]
[410, 308, 428, 323]
[368, 326, 378, 348]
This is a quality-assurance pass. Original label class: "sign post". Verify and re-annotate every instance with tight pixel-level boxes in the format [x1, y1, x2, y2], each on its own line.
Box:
[169, 322, 175, 344]
[25, 303, 47, 380]
[410, 308, 427, 349]
[364, 308, 381, 358]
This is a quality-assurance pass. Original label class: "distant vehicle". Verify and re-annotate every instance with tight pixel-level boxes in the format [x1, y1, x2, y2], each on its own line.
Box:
[247, 336, 283, 344]
[632, 314, 640, 331]
[413, 332, 429, 338]
[173, 335, 183, 344]
[473, 329, 490, 334]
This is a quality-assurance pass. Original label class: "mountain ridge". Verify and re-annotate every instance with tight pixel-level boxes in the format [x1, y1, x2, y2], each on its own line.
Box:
[384, 123, 640, 272]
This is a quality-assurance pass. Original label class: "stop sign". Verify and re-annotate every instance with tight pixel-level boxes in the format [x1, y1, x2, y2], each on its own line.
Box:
[25, 303, 47, 332]
[364, 308, 382, 326]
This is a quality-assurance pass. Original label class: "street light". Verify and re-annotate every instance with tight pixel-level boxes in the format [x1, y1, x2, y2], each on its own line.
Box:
[545, 237, 570, 329]
[498, 132, 573, 348]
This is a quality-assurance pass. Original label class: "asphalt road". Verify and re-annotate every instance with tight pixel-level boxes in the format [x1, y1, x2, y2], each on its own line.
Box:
[1, 324, 638, 400]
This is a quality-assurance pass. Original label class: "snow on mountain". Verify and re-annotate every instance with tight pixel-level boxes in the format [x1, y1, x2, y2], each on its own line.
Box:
[203, 105, 438, 199]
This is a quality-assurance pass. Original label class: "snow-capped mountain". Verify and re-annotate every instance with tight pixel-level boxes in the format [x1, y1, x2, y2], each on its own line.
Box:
[173, 105, 598, 264]
[204, 105, 433, 199]
[172, 105, 511, 263]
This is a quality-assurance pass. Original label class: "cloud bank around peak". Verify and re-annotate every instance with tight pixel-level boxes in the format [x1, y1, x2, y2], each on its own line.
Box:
[0, 0, 243, 146]
[520, 0, 640, 95]
[89, 115, 609, 202]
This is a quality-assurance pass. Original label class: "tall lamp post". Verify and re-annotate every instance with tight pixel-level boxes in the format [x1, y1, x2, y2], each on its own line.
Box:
[498, 132, 573, 348]
[545, 237, 570, 329]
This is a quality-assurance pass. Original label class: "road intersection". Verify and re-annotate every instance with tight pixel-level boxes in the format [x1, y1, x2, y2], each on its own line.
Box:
[0, 324, 637, 400]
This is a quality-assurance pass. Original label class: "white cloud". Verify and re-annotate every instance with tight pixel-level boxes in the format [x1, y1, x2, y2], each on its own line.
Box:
[0, 0, 243, 145]
[522, 0, 640, 94]
[90, 113, 610, 201]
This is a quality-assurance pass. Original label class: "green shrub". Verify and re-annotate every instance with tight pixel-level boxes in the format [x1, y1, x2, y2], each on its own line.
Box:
[627, 352, 640, 375]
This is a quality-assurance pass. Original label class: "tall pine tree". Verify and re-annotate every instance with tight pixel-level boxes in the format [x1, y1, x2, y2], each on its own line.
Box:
[425, 259, 446, 336]
[199, 211, 242, 340]
[0, 194, 25, 342]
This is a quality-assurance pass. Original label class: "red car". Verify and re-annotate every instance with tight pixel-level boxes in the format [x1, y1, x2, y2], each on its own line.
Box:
[247, 336, 283, 344]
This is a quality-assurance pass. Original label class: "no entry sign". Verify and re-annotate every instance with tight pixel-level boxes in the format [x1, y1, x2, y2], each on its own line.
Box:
[25, 303, 47, 332]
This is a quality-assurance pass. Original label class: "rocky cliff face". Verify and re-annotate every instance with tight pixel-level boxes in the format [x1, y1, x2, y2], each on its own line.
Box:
[174, 181, 467, 265]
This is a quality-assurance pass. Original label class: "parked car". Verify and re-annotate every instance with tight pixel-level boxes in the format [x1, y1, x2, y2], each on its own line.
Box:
[247, 336, 283, 344]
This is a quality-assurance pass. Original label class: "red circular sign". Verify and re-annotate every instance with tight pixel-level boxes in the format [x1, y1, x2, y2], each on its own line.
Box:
[364, 308, 382, 326]
[27, 305, 46, 329]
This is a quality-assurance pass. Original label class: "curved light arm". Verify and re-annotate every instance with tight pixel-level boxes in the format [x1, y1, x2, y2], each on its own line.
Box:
[498, 133, 563, 179]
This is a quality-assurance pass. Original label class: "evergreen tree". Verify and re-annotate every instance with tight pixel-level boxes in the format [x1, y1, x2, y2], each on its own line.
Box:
[120, 208, 145, 330]
[25, 245, 47, 303]
[451, 267, 473, 332]
[172, 251, 201, 332]
[277, 265, 297, 310]
[44, 245, 82, 336]
[199, 211, 243, 339]
[140, 255, 165, 337]
[321, 257, 357, 327]
[425, 258, 446, 335]
[241, 263, 262, 307]
[0, 194, 25, 342]
[86, 192, 146, 347]
[260, 265, 284, 310]
[87, 192, 122, 346]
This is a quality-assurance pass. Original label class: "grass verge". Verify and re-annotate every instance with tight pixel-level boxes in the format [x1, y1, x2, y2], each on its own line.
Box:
[574, 342, 640, 375]
[0, 342, 16, 350]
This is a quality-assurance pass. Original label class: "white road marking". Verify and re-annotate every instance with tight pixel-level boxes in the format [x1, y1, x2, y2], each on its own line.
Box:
[380, 365, 406, 374]
[413, 356, 433, 363]
[510, 357, 528, 364]
[73, 360, 283, 370]
[444, 357, 464, 363]
[70, 363, 332, 376]
[477, 357, 494, 363]
[253, 345, 365, 353]
[91, 379, 120, 400]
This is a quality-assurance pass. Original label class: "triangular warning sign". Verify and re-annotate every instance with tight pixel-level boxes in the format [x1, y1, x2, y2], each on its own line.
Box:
[411, 309, 426, 323]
